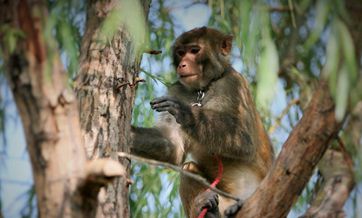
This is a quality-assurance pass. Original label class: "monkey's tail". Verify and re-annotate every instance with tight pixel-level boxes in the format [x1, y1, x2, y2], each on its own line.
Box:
[198, 155, 223, 218]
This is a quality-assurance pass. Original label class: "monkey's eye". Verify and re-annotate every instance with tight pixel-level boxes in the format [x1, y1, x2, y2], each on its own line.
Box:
[189, 47, 200, 54]
[176, 49, 186, 57]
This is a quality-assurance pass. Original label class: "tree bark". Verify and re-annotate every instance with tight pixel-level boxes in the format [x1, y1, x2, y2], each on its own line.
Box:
[300, 149, 355, 218]
[75, 1, 150, 217]
[236, 81, 342, 218]
[0, 0, 127, 217]
[0, 0, 87, 217]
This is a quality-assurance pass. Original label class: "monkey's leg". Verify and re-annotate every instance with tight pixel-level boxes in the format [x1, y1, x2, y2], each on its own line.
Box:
[131, 126, 182, 164]
[180, 162, 220, 218]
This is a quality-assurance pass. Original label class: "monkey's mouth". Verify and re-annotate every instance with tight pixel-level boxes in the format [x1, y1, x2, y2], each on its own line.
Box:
[179, 74, 197, 78]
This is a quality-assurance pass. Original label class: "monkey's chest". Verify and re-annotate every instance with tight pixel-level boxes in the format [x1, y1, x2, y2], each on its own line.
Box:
[186, 151, 260, 195]
[186, 150, 228, 185]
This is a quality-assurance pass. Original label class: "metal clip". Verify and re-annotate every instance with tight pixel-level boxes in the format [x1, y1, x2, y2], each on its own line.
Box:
[191, 90, 205, 107]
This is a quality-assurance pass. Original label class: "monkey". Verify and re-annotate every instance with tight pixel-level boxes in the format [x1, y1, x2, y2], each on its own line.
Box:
[131, 27, 274, 217]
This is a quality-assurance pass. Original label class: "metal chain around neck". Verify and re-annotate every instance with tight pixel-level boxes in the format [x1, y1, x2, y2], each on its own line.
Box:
[191, 90, 205, 107]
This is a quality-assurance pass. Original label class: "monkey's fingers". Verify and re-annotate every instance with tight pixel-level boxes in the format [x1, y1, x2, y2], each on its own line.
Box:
[196, 191, 219, 210]
[224, 200, 243, 218]
[150, 101, 180, 110]
[208, 193, 219, 208]
[201, 201, 213, 210]
[150, 96, 178, 105]
[153, 106, 178, 116]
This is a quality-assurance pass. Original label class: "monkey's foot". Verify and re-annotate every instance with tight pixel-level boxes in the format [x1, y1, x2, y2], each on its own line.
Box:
[224, 199, 243, 218]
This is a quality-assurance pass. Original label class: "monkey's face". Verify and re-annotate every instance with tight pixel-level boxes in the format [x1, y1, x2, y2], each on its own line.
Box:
[172, 27, 233, 90]
[174, 43, 205, 89]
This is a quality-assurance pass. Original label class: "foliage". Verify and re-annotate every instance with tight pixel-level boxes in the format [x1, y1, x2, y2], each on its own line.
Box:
[130, 0, 362, 217]
[45, 0, 85, 78]
[0, 0, 361, 217]
[20, 186, 36, 218]
[100, 0, 149, 56]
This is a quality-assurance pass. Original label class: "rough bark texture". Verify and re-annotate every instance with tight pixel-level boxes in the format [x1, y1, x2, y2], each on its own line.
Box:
[75, 1, 150, 217]
[0, 0, 129, 217]
[236, 81, 342, 218]
[0, 0, 87, 217]
[300, 149, 355, 218]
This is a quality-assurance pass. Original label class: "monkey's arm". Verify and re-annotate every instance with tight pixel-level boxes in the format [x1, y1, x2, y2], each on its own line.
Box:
[131, 126, 185, 165]
[151, 97, 256, 161]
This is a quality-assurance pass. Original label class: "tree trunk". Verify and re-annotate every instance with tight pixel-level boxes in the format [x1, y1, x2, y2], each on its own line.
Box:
[0, 0, 87, 217]
[0, 0, 128, 217]
[76, 1, 150, 217]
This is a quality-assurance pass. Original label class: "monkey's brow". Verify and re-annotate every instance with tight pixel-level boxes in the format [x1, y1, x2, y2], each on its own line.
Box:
[177, 42, 199, 48]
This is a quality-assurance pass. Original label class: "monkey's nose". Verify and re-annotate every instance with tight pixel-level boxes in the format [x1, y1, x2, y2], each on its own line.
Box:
[178, 63, 187, 69]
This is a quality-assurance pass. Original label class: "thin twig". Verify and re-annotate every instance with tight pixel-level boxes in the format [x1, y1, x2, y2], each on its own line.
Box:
[288, 0, 297, 28]
[140, 68, 169, 86]
[118, 152, 240, 201]
[144, 50, 162, 55]
[269, 99, 300, 134]
[116, 77, 145, 89]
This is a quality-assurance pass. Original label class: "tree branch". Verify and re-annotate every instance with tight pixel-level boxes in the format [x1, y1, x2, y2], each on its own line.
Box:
[0, 0, 89, 217]
[269, 98, 300, 134]
[300, 149, 355, 218]
[118, 152, 240, 202]
[237, 80, 343, 218]
[85, 159, 126, 180]
[74, 159, 128, 217]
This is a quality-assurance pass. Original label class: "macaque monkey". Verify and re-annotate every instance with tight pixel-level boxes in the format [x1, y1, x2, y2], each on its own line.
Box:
[131, 27, 274, 217]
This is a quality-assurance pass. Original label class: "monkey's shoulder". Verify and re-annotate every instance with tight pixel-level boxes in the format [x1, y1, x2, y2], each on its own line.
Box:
[216, 70, 249, 89]
[207, 70, 251, 99]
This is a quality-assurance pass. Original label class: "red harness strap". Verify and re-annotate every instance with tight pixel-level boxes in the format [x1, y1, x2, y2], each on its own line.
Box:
[198, 155, 223, 218]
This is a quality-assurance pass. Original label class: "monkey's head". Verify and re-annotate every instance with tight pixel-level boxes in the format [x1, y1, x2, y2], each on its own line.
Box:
[172, 27, 233, 90]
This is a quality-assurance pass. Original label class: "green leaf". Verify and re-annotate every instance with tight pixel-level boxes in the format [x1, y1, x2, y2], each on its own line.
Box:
[324, 20, 339, 96]
[141, 68, 169, 86]
[59, 20, 79, 77]
[241, 4, 260, 69]
[256, 38, 279, 110]
[304, 0, 330, 50]
[0, 25, 24, 54]
[239, 0, 252, 39]
[335, 65, 349, 121]
[336, 20, 358, 84]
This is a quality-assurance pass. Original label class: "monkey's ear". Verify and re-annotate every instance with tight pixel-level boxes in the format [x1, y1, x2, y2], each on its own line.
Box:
[221, 35, 233, 55]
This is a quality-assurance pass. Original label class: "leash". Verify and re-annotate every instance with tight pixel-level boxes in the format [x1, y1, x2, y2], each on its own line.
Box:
[197, 155, 223, 218]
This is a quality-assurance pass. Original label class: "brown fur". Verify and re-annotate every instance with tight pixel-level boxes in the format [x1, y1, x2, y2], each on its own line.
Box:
[131, 27, 274, 217]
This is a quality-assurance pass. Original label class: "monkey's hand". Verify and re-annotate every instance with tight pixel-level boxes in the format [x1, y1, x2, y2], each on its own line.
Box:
[224, 199, 243, 218]
[193, 191, 220, 218]
[151, 96, 195, 127]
